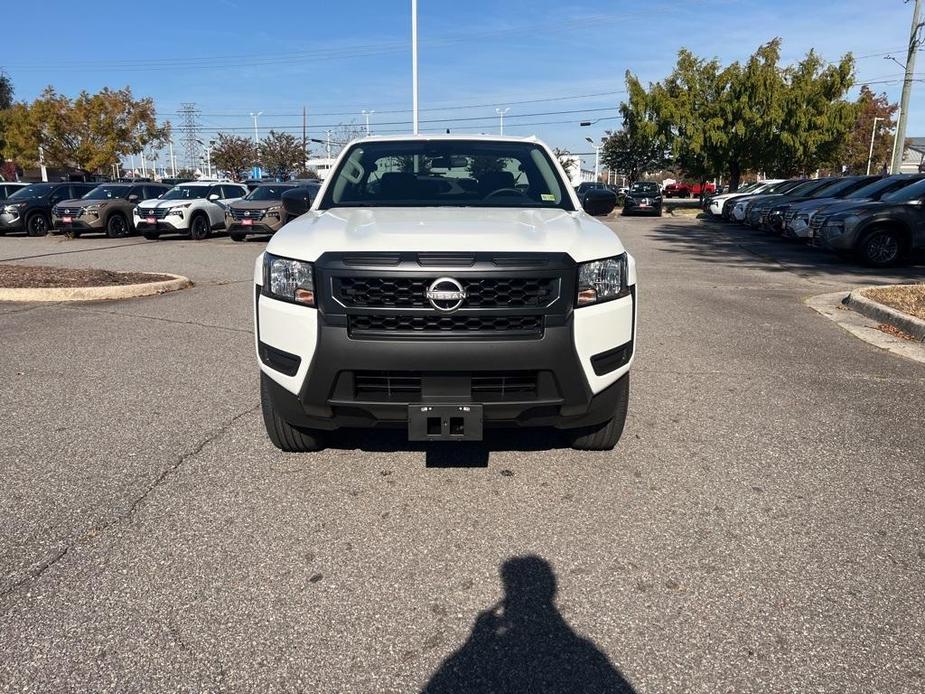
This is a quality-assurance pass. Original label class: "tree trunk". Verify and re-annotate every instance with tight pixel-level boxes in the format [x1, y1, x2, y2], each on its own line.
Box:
[729, 161, 742, 192]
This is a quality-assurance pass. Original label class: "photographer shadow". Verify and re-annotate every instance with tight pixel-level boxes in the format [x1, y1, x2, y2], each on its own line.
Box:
[422, 555, 636, 694]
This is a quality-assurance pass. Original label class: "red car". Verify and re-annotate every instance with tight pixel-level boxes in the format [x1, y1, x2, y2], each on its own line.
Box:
[663, 181, 716, 198]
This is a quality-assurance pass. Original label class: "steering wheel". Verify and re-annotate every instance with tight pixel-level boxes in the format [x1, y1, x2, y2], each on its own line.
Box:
[485, 187, 530, 200]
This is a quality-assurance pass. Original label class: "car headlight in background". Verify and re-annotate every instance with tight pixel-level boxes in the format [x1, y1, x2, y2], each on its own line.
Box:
[263, 253, 314, 306]
[3, 203, 24, 215]
[167, 204, 190, 217]
[576, 254, 628, 306]
[266, 205, 281, 218]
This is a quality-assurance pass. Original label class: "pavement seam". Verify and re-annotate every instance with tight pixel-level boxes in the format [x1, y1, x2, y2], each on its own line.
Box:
[62, 305, 253, 335]
[0, 403, 260, 602]
[0, 240, 152, 263]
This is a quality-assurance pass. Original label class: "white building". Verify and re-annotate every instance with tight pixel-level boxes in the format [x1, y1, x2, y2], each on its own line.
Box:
[557, 155, 595, 186]
[305, 157, 336, 180]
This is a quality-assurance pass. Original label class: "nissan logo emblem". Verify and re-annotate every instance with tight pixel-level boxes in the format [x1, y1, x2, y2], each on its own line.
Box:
[244, 211, 250, 216]
[426, 277, 467, 312]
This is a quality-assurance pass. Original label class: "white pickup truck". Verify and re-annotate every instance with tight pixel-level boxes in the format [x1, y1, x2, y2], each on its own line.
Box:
[253, 135, 637, 451]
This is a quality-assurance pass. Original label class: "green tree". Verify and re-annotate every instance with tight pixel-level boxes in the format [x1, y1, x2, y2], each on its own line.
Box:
[2, 86, 169, 173]
[0, 71, 12, 110]
[259, 129, 304, 179]
[211, 133, 256, 180]
[600, 72, 671, 183]
[831, 85, 896, 174]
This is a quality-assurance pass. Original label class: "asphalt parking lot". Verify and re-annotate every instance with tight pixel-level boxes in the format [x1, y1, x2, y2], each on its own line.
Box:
[1, 218, 924, 693]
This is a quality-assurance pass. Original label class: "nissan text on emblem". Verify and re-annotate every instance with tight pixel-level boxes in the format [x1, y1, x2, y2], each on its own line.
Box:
[426, 277, 467, 312]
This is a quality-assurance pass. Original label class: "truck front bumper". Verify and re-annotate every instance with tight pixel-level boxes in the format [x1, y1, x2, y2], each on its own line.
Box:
[256, 289, 636, 432]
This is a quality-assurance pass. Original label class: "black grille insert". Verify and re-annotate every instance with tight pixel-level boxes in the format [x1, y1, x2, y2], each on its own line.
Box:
[353, 371, 539, 401]
[334, 276, 558, 309]
[348, 313, 543, 337]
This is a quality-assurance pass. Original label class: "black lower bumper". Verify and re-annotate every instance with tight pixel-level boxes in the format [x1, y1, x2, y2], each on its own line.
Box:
[261, 313, 633, 432]
[53, 220, 101, 232]
[228, 221, 279, 235]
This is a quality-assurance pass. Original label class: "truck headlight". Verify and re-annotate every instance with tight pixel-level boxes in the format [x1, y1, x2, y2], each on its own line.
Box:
[263, 253, 314, 306]
[577, 254, 628, 306]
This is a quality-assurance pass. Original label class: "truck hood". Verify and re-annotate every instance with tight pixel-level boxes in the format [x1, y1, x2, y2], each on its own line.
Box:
[266, 207, 625, 263]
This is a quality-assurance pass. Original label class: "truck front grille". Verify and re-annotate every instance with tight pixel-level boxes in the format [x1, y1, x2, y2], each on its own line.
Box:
[348, 313, 543, 338]
[334, 276, 559, 309]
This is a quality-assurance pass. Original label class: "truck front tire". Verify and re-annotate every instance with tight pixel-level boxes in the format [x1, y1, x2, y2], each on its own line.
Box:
[568, 375, 630, 451]
[260, 373, 325, 452]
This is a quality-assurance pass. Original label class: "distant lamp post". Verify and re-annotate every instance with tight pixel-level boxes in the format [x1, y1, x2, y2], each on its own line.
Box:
[586, 136, 602, 182]
[249, 111, 263, 146]
[362, 109, 375, 136]
[496, 107, 510, 136]
[866, 116, 885, 175]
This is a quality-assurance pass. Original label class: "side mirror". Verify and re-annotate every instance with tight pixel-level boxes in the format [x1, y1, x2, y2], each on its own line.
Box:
[281, 188, 312, 218]
[208, 193, 220, 201]
[582, 188, 617, 216]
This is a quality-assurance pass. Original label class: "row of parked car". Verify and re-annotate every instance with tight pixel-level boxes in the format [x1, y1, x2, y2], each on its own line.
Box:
[703, 174, 925, 267]
[0, 179, 321, 242]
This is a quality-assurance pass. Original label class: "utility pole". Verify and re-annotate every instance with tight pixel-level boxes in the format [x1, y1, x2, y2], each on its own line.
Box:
[867, 116, 885, 175]
[38, 145, 47, 182]
[250, 111, 263, 146]
[168, 139, 176, 177]
[326, 129, 332, 160]
[891, 0, 923, 173]
[303, 106, 308, 169]
[496, 107, 509, 136]
[362, 109, 374, 135]
[411, 0, 419, 134]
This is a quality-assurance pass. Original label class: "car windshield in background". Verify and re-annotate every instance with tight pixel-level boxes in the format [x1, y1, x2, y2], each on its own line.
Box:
[8, 183, 56, 199]
[813, 177, 876, 198]
[319, 140, 574, 210]
[630, 182, 660, 194]
[847, 176, 918, 199]
[784, 179, 830, 197]
[882, 177, 925, 203]
[162, 186, 209, 200]
[766, 180, 803, 193]
[246, 185, 295, 201]
[84, 185, 129, 200]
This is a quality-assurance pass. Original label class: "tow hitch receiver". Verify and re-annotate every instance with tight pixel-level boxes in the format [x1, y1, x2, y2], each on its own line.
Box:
[408, 404, 483, 441]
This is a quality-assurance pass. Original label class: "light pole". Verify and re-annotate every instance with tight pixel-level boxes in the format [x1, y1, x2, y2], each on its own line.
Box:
[890, 0, 923, 173]
[867, 116, 885, 175]
[250, 111, 263, 146]
[496, 107, 510, 136]
[411, 0, 419, 135]
[362, 109, 374, 136]
[168, 139, 177, 177]
[586, 137, 602, 182]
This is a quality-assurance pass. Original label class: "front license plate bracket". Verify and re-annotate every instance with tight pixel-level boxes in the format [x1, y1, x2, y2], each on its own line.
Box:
[408, 404, 483, 441]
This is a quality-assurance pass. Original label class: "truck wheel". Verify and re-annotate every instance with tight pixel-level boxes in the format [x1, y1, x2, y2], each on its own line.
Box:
[106, 213, 130, 238]
[568, 375, 629, 451]
[143, 230, 160, 240]
[26, 212, 50, 236]
[859, 228, 906, 267]
[190, 214, 211, 241]
[260, 373, 324, 452]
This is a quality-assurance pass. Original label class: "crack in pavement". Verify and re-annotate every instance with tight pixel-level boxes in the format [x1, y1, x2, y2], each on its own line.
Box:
[0, 403, 260, 603]
[63, 305, 253, 335]
[0, 240, 152, 263]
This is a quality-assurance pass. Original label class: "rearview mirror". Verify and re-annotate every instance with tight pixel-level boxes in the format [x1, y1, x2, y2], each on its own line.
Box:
[582, 188, 617, 216]
[281, 188, 312, 218]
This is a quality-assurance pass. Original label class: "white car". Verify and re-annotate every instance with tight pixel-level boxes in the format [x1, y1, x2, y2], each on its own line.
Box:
[706, 180, 783, 217]
[254, 135, 637, 452]
[134, 181, 248, 240]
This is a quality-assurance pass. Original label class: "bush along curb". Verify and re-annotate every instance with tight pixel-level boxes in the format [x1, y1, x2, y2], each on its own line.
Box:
[0, 273, 192, 302]
[845, 287, 925, 341]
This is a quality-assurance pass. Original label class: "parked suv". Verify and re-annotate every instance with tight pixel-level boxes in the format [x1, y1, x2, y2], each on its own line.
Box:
[0, 182, 96, 236]
[53, 182, 170, 238]
[813, 177, 925, 266]
[255, 135, 633, 452]
[134, 181, 248, 240]
[622, 181, 663, 215]
[226, 181, 321, 242]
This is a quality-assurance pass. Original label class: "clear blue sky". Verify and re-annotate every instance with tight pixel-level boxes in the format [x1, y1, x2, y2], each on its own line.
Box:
[2, 0, 918, 170]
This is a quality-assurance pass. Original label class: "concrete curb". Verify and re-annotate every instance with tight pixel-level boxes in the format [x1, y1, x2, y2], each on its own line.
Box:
[846, 286, 925, 341]
[0, 273, 193, 303]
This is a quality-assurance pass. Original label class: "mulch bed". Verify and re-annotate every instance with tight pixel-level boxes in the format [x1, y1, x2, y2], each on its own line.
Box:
[0, 264, 174, 289]
[863, 284, 925, 322]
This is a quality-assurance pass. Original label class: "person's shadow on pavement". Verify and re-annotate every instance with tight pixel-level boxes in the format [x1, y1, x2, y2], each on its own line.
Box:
[422, 555, 636, 694]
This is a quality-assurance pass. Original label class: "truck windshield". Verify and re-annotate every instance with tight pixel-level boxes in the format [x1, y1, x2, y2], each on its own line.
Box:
[319, 140, 574, 210]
